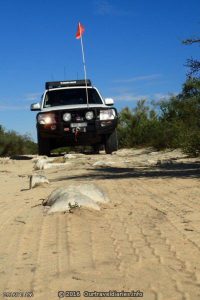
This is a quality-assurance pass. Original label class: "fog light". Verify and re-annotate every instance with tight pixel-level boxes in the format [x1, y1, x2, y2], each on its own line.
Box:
[85, 111, 94, 120]
[63, 113, 71, 122]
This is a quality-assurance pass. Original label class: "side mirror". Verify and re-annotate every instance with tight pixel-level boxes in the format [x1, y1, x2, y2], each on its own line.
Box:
[30, 103, 41, 111]
[105, 98, 114, 106]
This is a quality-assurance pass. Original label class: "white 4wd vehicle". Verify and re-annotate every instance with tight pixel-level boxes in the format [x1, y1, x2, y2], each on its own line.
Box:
[31, 80, 118, 155]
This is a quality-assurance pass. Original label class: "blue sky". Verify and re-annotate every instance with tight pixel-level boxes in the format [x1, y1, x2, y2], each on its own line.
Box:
[0, 0, 199, 141]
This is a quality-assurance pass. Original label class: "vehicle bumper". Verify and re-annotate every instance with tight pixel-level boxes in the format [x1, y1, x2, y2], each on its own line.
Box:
[37, 119, 118, 146]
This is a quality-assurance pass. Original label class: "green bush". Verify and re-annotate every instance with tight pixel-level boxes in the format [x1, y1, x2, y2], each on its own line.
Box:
[180, 130, 200, 157]
[0, 127, 37, 156]
[117, 78, 200, 156]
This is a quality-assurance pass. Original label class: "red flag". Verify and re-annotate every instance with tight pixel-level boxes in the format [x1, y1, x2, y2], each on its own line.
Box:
[76, 22, 85, 39]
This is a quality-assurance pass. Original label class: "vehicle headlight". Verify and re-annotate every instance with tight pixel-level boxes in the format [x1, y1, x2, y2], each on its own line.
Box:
[99, 109, 116, 120]
[63, 112, 71, 122]
[85, 111, 94, 120]
[38, 113, 56, 124]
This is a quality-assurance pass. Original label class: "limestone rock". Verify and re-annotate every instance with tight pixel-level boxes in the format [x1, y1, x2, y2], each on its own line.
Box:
[29, 174, 49, 189]
[45, 183, 109, 214]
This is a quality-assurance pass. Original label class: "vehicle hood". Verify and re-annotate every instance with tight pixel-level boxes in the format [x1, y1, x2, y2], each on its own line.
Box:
[41, 104, 107, 112]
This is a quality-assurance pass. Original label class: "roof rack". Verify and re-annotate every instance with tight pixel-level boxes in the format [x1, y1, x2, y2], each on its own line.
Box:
[45, 79, 92, 89]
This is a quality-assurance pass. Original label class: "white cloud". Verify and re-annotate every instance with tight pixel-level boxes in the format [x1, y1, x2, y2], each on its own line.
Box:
[0, 93, 40, 110]
[153, 92, 178, 101]
[0, 105, 29, 111]
[24, 92, 41, 102]
[94, 0, 113, 15]
[113, 74, 162, 83]
[111, 92, 149, 102]
[94, 0, 131, 16]
[110, 91, 177, 103]
[153, 93, 169, 101]
[0, 91, 41, 112]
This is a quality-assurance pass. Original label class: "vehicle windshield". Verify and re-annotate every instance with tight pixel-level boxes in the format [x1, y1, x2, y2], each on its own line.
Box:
[43, 88, 103, 107]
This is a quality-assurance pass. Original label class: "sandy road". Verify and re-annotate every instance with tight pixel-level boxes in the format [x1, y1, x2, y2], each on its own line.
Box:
[0, 149, 200, 300]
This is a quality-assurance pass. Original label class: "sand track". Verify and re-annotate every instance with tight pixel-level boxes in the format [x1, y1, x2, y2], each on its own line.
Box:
[0, 149, 200, 300]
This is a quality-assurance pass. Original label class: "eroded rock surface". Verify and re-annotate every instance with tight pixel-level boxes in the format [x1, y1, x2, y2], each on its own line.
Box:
[45, 183, 109, 213]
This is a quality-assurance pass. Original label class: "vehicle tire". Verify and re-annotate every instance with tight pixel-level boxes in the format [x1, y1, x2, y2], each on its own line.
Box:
[105, 130, 118, 154]
[92, 144, 100, 154]
[38, 136, 51, 156]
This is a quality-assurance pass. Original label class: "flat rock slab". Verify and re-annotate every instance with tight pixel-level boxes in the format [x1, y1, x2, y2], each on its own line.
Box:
[45, 183, 109, 214]
[33, 157, 71, 170]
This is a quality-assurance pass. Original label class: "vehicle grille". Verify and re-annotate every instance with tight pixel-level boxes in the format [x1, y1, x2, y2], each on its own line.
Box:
[61, 109, 97, 122]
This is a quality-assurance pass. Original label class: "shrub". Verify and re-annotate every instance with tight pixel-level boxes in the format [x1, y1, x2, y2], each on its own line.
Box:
[0, 127, 37, 156]
[117, 78, 200, 156]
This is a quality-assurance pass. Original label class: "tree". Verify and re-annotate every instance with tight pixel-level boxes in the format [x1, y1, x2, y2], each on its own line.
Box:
[183, 37, 200, 77]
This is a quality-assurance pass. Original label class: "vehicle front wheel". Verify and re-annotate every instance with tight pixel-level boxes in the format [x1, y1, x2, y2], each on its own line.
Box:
[105, 130, 118, 154]
[38, 136, 51, 156]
